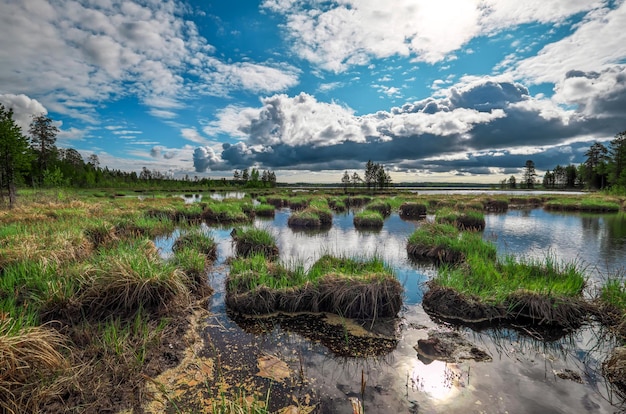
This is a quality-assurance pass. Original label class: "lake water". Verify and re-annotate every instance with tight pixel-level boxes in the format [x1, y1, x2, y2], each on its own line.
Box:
[155, 207, 626, 413]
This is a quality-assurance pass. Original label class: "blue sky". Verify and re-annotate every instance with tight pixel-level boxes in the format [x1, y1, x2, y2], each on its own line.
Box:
[1, 0, 625, 183]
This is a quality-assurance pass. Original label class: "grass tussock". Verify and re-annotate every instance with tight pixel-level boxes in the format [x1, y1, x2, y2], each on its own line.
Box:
[231, 227, 279, 260]
[353, 210, 384, 229]
[423, 253, 588, 329]
[406, 223, 496, 264]
[173, 229, 218, 261]
[287, 207, 332, 228]
[79, 240, 190, 317]
[435, 208, 485, 231]
[0, 319, 71, 414]
[483, 198, 509, 212]
[226, 254, 403, 319]
[254, 203, 276, 217]
[365, 199, 392, 217]
[399, 203, 427, 219]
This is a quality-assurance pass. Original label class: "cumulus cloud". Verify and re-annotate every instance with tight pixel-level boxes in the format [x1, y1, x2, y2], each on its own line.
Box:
[0, 0, 300, 120]
[0, 93, 47, 131]
[194, 77, 597, 172]
[262, 0, 601, 72]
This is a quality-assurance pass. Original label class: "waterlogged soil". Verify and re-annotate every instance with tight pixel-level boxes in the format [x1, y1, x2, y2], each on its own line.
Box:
[148, 207, 626, 413]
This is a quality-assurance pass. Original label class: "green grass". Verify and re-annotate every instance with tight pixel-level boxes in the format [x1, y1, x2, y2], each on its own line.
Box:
[232, 227, 279, 259]
[288, 207, 333, 227]
[406, 222, 496, 262]
[435, 253, 586, 304]
[173, 229, 217, 258]
[229, 254, 394, 291]
[544, 196, 621, 212]
[364, 199, 392, 216]
[599, 276, 626, 312]
[353, 210, 384, 228]
[254, 203, 276, 217]
[80, 239, 190, 315]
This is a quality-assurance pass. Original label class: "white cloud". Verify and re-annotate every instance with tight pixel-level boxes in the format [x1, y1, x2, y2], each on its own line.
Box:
[0, 0, 300, 122]
[0, 93, 47, 131]
[202, 105, 263, 139]
[262, 0, 602, 72]
[181, 127, 209, 144]
[512, 3, 626, 84]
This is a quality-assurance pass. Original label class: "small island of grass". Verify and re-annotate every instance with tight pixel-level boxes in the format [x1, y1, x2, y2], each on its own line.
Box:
[225, 254, 403, 319]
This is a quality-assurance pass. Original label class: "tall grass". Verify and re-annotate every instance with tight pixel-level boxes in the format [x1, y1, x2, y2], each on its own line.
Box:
[226, 254, 402, 318]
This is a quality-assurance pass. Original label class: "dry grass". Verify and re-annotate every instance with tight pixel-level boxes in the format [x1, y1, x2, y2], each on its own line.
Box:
[0, 320, 71, 414]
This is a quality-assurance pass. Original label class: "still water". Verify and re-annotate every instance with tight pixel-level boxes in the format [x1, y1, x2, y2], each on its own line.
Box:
[156, 207, 626, 413]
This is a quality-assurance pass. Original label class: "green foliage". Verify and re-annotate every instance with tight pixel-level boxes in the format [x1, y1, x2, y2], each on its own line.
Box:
[0, 104, 32, 207]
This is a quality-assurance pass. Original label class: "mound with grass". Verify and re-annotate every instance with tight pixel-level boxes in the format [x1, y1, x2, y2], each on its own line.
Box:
[173, 229, 217, 260]
[353, 210, 384, 229]
[406, 223, 495, 264]
[365, 199, 392, 217]
[435, 208, 485, 231]
[399, 203, 427, 219]
[225, 254, 403, 319]
[287, 207, 332, 229]
[423, 253, 589, 330]
[254, 203, 276, 217]
[231, 227, 279, 260]
[0, 320, 71, 414]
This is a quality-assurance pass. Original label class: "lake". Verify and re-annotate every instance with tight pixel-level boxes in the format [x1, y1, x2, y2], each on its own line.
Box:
[155, 206, 626, 413]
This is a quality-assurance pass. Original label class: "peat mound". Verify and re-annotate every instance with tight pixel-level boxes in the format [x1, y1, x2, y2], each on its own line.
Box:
[423, 284, 589, 331]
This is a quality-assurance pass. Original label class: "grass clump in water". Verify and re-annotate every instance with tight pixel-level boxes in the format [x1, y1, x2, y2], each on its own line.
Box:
[226, 254, 403, 318]
[353, 210, 384, 229]
[364, 199, 391, 217]
[254, 203, 276, 217]
[231, 227, 279, 260]
[406, 222, 495, 264]
[288, 207, 332, 228]
[424, 252, 589, 329]
[435, 208, 485, 231]
[399, 202, 427, 220]
[173, 229, 217, 261]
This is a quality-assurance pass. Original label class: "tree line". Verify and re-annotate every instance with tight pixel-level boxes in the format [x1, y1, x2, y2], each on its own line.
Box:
[232, 168, 277, 188]
[341, 160, 392, 191]
[499, 130, 626, 192]
[0, 104, 279, 208]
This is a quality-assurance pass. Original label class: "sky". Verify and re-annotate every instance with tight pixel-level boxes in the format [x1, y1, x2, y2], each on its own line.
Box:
[1, 0, 625, 184]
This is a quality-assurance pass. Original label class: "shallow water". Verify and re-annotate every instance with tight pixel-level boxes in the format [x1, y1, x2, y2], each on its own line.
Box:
[154, 207, 626, 413]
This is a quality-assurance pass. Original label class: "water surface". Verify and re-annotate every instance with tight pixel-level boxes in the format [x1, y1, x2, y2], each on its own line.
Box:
[155, 207, 626, 413]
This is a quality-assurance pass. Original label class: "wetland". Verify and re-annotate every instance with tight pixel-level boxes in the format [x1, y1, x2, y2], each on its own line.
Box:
[1, 190, 626, 413]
